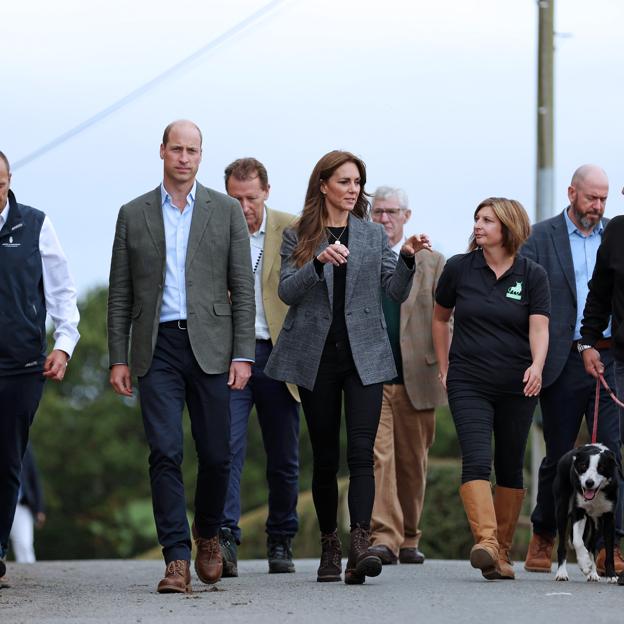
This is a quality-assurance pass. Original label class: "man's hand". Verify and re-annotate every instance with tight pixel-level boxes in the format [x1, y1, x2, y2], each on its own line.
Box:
[35, 512, 47, 529]
[582, 348, 604, 379]
[43, 349, 69, 382]
[228, 361, 252, 390]
[401, 234, 432, 256]
[110, 364, 133, 396]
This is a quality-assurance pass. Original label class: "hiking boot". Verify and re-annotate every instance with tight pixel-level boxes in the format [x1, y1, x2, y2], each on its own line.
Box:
[524, 532, 554, 573]
[192, 523, 222, 584]
[317, 530, 342, 582]
[219, 528, 238, 578]
[267, 535, 295, 573]
[344, 525, 382, 585]
[157, 559, 192, 594]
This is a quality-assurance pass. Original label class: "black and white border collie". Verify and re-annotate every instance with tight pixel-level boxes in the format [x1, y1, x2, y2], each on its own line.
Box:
[553, 443, 621, 583]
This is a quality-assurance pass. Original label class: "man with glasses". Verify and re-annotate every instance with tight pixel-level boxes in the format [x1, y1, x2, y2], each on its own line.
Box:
[368, 186, 446, 565]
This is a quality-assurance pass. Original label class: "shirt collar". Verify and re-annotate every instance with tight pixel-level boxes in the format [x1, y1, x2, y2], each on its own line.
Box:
[160, 181, 197, 209]
[0, 201, 8, 229]
[254, 207, 267, 236]
[472, 248, 525, 276]
[563, 206, 603, 237]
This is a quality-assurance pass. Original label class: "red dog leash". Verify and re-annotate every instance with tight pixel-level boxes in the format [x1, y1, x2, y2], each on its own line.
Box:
[592, 374, 624, 444]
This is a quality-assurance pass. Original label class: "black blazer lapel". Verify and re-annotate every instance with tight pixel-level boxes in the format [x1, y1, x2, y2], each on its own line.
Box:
[550, 212, 576, 301]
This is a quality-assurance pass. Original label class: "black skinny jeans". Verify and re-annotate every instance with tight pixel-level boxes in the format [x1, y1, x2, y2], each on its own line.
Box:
[298, 341, 383, 534]
[447, 379, 537, 488]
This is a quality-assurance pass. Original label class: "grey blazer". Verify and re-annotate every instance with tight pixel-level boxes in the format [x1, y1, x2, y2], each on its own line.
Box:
[265, 213, 415, 390]
[519, 210, 609, 388]
[107, 182, 255, 377]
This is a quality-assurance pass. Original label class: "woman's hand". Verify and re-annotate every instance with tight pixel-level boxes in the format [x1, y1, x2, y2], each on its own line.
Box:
[523, 363, 543, 397]
[401, 234, 432, 256]
[437, 368, 448, 390]
[317, 242, 349, 266]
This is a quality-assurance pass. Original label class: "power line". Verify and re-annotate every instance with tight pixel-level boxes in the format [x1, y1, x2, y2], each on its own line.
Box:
[13, 0, 290, 171]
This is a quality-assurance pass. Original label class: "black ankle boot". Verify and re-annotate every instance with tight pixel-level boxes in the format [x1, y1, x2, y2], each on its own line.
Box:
[345, 525, 382, 585]
[267, 535, 295, 573]
[317, 530, 342, 582]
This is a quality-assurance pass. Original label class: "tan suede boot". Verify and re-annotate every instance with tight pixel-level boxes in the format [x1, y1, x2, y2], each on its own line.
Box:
[459, 480, 500, 580]
[493, 486, 526, 580]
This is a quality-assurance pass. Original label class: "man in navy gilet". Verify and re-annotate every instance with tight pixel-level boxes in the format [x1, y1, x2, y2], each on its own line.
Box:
[0, 151, 80, 582]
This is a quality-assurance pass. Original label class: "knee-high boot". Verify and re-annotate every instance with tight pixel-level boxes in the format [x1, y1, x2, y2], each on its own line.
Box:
[459, 480, 500, 579]
[493, 486, 526, 580]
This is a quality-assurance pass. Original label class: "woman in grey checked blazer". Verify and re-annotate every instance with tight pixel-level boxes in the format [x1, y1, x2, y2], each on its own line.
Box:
[265, 150, 432, 585]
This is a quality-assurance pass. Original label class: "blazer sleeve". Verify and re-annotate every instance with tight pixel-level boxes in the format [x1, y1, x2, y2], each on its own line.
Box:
[227, 200, 256, 361]
[107, 206, 133, 366]
[380, 228, 415, 303]
[277, 227, 324, 305]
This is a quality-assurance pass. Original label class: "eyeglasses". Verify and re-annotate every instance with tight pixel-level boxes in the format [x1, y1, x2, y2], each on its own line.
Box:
[371, 208, 405, 218]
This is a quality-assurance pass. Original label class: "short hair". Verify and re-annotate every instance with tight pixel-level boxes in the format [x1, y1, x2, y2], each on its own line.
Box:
[162, 120, 203, 147]
[372, 186, 408, 209]
[224, 157, 269, 191]
[468, 197, 531, 256]
[0, 151, 10, 173]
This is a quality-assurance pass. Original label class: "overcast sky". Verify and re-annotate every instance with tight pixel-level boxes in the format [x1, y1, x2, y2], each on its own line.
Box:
[2, 0, 623, 295]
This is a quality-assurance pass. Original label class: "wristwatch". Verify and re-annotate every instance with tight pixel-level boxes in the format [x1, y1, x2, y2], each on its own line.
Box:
[576, 343, 594, 354]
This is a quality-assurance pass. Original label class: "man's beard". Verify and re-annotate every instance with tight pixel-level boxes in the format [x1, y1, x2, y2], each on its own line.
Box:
[571, 204, 600, 230]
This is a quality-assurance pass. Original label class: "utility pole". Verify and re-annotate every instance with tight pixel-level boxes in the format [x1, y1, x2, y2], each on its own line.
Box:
[531, 0, 554, 510]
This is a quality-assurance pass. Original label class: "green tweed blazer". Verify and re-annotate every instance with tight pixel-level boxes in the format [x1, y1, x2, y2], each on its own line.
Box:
[107, 182, 255, 377]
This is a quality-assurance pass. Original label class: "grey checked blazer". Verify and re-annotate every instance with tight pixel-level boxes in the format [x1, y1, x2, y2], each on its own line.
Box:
[519, 210, 609, 388]
[265, 213, 415, 391]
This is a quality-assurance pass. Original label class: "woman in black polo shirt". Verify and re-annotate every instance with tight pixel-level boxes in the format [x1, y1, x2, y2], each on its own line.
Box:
[432, 197, 550, 580]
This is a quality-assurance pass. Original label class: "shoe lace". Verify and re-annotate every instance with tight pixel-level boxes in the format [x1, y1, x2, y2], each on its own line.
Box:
[352, 527, 371, 552]
[268, 538, 291, 559]
[533, 537, 553, 557]
[166, 560, 186, 577]
[197, 535, 220, 556]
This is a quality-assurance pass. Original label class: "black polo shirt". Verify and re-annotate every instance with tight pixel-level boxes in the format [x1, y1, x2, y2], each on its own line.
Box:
[435, 249, 550, 393]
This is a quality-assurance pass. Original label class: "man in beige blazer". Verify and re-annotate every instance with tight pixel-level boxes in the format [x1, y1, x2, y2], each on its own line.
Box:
[220, 158, 300, 577]
[369, 186, 447, 564]
[107, 121, 255, 593]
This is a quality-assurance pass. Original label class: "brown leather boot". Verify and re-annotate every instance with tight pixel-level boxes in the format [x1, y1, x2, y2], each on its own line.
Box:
[493, 486, 526, 579]
[524, 532, 554, 573]
[317, 530, 342, 582]
[459, 480, 500, 579]
[344, 525, 382, 585]
[157, 560, 192, 594]
[596, 545, 624, 577]
[192, 523, 223, 584]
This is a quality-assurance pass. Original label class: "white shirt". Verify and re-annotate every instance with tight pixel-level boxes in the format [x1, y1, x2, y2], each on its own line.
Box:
[251, 208, 271, 340]
[0, 202, 80, 357]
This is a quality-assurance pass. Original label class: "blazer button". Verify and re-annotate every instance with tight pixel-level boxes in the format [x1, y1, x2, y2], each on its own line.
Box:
[365, 307, 370, 313]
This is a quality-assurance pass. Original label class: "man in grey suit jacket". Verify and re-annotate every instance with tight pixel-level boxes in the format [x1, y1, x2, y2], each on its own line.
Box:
[107, 120, 255, 593]
[520, 164, 623, 574]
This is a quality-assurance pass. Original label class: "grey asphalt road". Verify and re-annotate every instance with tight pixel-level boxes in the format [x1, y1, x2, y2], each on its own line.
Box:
[1, 558, 622, 624]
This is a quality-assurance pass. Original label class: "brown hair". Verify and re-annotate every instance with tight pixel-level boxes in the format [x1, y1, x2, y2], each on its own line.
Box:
[224, 157, 269, 191]
[292, 150, 370, 267]
[162, 120, 203, 146]
[468, 197, 531, 256]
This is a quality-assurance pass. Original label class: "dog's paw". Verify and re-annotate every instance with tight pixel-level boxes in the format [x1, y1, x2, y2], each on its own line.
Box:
[606, 576, 619, 584]
[554, 564, 568, 581]
[586, 571, 600, 582]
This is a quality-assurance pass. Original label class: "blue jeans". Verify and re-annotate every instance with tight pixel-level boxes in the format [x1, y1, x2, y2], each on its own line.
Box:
[222, 340, 299, 543]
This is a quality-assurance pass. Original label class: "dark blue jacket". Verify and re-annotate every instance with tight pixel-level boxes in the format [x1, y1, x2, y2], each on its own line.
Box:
[0, 190, 47, 375]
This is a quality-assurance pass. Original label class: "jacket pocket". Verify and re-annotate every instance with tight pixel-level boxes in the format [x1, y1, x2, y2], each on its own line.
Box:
[214, 303, 232, 316]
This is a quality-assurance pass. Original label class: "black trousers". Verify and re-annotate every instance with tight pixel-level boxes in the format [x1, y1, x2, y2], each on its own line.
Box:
[531, 348, 624, 538]
[138, 325, 231, 563]
[0, 372, 45, 557]
[447, 379, 536, 488]
[298, 341, 383, 534]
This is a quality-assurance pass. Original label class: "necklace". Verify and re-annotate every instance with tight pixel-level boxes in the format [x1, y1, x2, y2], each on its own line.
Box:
[252, 248, 263, 274]
[326, 225, 347, 245]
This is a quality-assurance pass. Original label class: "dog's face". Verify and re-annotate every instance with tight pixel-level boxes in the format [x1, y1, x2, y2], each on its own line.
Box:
[572, 444, 617, 502]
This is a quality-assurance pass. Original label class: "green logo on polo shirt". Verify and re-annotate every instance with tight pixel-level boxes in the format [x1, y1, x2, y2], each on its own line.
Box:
[506, 281, 523, 300]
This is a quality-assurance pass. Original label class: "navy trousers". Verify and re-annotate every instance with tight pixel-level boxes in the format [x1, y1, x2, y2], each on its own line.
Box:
[222, 340, 299, 543]
[532, 348, 624, 538]
[138, 325, 231, 563]
[0, 372, 45, 558]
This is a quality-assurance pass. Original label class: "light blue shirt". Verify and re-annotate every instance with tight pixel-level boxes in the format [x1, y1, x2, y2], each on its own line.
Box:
[159, 182, 196, 323]
[564, 208, 611, 340]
